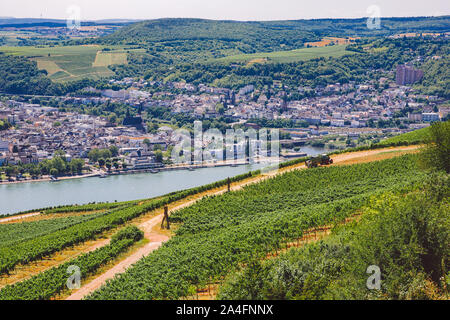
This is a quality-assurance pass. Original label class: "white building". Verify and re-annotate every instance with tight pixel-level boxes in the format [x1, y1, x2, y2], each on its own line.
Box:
[331, 119, 345, 127]
[422, 113, 440, 122]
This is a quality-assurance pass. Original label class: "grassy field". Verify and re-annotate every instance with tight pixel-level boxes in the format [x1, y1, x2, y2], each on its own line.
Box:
[213, 45, 355, 64]
[92, 51, 128, 67]
[0, 45, 134, 82]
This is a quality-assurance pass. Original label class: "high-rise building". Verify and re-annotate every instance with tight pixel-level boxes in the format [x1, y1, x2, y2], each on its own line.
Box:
[396, 64, 424, 85]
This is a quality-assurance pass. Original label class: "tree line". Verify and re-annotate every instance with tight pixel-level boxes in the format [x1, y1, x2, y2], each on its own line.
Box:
[1, 153, 85, 180]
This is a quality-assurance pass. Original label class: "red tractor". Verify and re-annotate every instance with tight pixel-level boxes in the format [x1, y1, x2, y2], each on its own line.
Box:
[306, 154, 334, 168]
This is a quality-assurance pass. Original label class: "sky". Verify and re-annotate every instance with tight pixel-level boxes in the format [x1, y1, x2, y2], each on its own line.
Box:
[0, 0, 449, 21]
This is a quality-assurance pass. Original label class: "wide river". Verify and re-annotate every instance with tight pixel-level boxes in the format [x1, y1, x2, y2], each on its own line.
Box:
[0, 146, 326, 215]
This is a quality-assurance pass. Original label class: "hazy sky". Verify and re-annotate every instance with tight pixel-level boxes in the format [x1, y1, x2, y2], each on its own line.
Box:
[1, 0, 449, 21]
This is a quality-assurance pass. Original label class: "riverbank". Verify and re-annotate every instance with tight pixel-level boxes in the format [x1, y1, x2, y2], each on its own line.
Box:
[0, 146, 419, 216]
[0, 171, 102, 185]
[0, 157, 281, 186]
[0, 144, 329, 186]
[0, 161, 268, 215]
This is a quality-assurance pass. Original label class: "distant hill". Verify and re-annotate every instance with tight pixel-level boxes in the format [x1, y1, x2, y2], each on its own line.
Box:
[0, 17, 138, 28]
[99, 16, 450, 47]
[0, 18, 67, 26]
[94, 19, 143, 24]
[98, 18, 316, 52]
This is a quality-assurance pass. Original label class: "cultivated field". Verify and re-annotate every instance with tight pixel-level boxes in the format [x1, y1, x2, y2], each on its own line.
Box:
[214, 45, 355, 64]
[0, 45, 133, 82]
[304, 36, 359, 47]
[0, 31, 46, 46]
[92, 51, 128, 67]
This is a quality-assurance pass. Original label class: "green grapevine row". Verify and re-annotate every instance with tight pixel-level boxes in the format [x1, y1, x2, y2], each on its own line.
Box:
[0, 226, 144, 300]
[0, 211, 110, 249]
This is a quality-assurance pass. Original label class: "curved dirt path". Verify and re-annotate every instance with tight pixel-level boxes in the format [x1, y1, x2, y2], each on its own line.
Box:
[332, 145, 420, 163]
[65, 145, 420, 300]
[66, 215, 167, 300]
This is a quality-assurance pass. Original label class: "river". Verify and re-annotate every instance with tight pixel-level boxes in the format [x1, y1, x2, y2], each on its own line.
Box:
[0, 146, 326, 215]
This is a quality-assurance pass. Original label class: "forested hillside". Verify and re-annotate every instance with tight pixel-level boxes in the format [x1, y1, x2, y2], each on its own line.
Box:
[110, 37, 449, 94]
[95, 17, 450, 48]
[0, 53, 57, 95]
[90, 17, 449, 90]
[1, 17, 449, 97]
[416, 54, 450, 98]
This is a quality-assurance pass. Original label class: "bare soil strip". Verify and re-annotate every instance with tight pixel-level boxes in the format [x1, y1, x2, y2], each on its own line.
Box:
[0, 212, 41, 224]
[65, 188, 242, 300]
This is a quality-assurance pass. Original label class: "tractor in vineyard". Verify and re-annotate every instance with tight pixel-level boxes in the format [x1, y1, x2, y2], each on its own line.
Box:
[306, 154, 333, 168]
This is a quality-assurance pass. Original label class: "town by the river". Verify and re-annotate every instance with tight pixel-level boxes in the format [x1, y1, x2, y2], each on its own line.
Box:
[0, 146, 328, 215]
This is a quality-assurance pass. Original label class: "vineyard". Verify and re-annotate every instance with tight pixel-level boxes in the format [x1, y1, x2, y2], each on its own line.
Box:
[0, 212, 111, 248]
[87, 154, 428, 300]
[0, 226, 144, 300]
[0, 198, 141, 218]
[0, 197, 171, 275]
[41, 200, 141, 214]
[217, 175, 449, 300]
[0, 169, 259, 276]
[379, 125, 432, 146]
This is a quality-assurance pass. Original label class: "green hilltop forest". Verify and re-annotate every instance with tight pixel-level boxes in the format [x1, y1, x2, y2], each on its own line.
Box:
[0, 16, 449, 98]
[109, 37, 450, 98]
[87, 17, 450, 67]
[93, 17, 450, 49]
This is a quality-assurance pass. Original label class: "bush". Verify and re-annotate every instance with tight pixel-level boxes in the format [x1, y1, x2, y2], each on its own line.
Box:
[111, 226, 144, 243]
[420, 121, 450, 173]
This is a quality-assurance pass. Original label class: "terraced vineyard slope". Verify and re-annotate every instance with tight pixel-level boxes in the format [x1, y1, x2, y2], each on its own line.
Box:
[87, 154, 429, 299]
